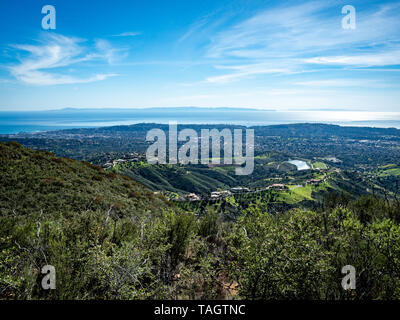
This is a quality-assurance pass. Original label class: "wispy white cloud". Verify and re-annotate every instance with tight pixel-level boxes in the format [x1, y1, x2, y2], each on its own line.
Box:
[207, 1, 332, 59]
[11, 72, 117, 86]
[303, 50, 400, 67]
[113, 31, 141, 37]
[94, 39, 128, 64]
[294, 78, 394, 88]
[208, 2, 400, 59]
[178, 17, 210, 43]
[8, 33, 121, 85]
[206, 62, 295, 83]
[202, 1, 400, 83]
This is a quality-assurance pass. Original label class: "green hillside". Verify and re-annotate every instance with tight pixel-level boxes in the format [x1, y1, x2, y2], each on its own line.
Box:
[114, 161, 236, 195]
[0, 141, 168, 218]
[1, 142, 400, 300]
[0, 142, 190, 299]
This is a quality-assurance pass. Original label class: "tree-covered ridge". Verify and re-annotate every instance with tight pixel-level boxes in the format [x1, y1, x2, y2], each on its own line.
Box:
[0, 141, 168, 217]
[0, 141, 196, 299]
[1, 142, 400, 300]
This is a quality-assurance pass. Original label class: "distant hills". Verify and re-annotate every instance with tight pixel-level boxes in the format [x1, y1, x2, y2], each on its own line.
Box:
[6, 121, 400, 137]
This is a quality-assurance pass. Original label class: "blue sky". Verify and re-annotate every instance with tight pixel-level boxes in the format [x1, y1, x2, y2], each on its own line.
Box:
[0, 0, 400, 111]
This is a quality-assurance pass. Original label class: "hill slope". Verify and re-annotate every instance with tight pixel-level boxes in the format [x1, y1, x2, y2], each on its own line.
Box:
[0, 141, 169, 218]
[0, 142, 190, 300]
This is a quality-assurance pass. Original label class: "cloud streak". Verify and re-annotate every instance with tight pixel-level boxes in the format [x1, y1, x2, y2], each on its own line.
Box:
[8, 33, 121, 85]
[203, 1, 400, 83]
[304, 50, 400, 67]
[113, 31, 141, 37]
[206, 62, 296, 84]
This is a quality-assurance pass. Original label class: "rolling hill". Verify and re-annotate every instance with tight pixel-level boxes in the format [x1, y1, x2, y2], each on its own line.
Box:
[0, 141, 169, 218]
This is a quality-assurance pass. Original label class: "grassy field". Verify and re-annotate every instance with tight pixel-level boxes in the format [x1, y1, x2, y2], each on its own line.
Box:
[312, 161, 327, 170]
[377, 164, 400, 177]
[277, 180, 333, 204]
[276, 185, 313, 204]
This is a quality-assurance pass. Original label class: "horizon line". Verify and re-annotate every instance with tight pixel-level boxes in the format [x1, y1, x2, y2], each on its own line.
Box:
[0, 106, 387, 113]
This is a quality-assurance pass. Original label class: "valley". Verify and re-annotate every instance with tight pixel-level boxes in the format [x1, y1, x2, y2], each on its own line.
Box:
[3, 122, 399, 211]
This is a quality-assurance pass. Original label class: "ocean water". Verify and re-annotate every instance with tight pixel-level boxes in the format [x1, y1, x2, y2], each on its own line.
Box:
[1, 108, 400, 134]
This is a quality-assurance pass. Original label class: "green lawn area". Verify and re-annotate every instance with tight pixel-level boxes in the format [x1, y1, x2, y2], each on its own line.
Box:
[378, 165, 400, 177]
[380, 164, 397, 169]
[312, 161, 327, 170]
[291, 185, 313, 200]
[277, 185, 313, 204]
[277, 181, 332, 204]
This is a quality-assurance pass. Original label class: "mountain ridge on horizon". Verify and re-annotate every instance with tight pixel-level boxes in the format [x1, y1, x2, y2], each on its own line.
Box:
[0, 106, 384, 113]
[5, 121, 400, 138]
